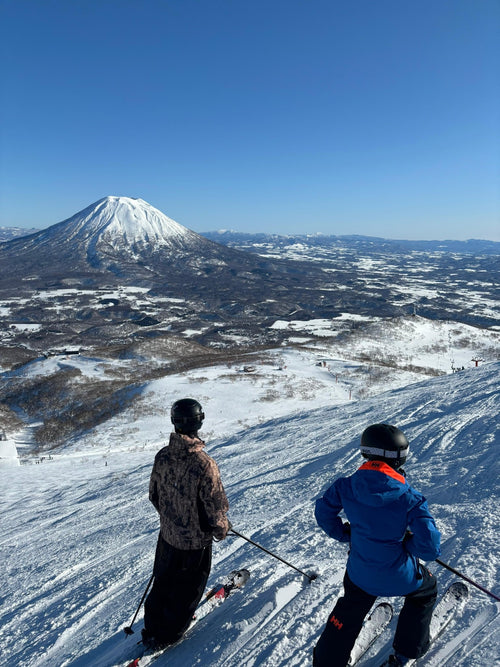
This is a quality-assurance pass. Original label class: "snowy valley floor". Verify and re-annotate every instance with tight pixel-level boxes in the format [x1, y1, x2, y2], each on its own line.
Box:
[1, 361, 499, 667]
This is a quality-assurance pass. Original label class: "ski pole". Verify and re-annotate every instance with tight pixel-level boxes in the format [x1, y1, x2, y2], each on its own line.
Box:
[123, 573, 155, 636]
[436, 558, 500, 602]
[230, 528, 317, 582]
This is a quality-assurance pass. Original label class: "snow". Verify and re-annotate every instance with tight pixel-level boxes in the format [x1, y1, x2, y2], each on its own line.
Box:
[271, 319, 342, 337]
[9, 323, 43, 332]
[63, 196, 200, 249]
[0, 352, 498, 665]
[269, 315, 499, 375]
[0, 437, 19, 465]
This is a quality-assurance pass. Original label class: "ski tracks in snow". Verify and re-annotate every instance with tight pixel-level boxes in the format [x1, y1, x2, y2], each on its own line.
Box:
[359, 600, 500, 667]
[425, 602, 500, 666]
[204, 553, 346, 667]
[214, 576, 311, 667]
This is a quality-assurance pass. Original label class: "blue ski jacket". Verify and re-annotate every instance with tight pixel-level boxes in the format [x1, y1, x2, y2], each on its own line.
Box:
[315, 460, 441, 596]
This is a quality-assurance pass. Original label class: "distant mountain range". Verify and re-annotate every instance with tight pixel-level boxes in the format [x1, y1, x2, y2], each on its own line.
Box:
[0, 226, 39, 242]
[2, 215, 499, 254]
[203, 230, 500, 255]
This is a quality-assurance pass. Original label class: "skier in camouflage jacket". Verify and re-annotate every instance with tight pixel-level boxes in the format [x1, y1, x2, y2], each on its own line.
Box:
[142, 398, 230, 649]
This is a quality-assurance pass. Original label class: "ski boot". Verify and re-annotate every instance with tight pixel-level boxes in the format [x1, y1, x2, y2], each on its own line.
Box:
[140, 629, 176, 652]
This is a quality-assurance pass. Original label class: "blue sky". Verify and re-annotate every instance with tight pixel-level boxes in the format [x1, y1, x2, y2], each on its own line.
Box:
[1, 0, 499, 240]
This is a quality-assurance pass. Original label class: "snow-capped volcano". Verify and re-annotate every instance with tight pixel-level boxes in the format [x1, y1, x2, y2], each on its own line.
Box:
[4, 195, 213, 259]
[0, 196, 252, 285]
[54, 196, 202, 250]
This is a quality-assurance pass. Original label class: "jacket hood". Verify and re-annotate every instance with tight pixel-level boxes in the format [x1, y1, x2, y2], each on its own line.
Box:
[351, 461, 408, 508]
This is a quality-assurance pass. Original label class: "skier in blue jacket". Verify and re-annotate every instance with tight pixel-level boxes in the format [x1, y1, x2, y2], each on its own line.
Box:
[313, 424, 441, 667]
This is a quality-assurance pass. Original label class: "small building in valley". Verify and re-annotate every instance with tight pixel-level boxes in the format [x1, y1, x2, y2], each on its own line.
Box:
[0, 431, 20, 466]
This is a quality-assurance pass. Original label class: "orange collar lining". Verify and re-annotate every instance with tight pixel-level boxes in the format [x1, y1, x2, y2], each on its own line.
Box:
[359, 460, 406, 485]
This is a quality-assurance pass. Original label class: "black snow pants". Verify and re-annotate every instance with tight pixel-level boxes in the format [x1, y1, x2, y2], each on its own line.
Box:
[143, 533, 212, 645]
[313, 567, 437, 667]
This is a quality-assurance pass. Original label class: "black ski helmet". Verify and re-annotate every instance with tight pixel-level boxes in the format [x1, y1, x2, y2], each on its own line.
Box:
[360, 423, 410, 468]
[171, 398, 204, 435]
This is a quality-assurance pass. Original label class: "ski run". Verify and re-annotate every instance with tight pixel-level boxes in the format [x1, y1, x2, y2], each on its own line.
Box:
[0, 351, 499, 666]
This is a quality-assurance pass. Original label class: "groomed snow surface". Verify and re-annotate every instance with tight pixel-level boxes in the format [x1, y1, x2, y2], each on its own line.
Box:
[1, 360, 499, 666]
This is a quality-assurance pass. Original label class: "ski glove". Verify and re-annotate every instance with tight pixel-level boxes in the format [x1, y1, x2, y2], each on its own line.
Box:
[403, 529, 413, 544]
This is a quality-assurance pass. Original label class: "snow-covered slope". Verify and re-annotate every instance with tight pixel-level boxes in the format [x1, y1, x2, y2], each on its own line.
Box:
[270, 314, 499, 376]
[1, 362, 498, 667]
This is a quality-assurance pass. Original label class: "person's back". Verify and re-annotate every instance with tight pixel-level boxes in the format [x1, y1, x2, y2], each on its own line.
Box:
[150, 431, 229, 550]
[313, 424, 440, 667]
[317, 457, 440, 597]
[142, 398, 230, 650]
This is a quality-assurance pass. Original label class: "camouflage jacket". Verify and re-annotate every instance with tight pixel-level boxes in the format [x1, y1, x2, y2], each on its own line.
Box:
[149, 432, 230, 550]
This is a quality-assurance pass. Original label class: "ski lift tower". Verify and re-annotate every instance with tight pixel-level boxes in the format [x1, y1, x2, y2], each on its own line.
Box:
[471, 357, 484, 367]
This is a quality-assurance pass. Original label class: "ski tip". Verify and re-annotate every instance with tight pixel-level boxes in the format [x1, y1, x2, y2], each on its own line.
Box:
[450, 581, 469, 599]
[374, 601, 394, 621]
[126, 659, 141, 667]
[232, 569, 251, 587]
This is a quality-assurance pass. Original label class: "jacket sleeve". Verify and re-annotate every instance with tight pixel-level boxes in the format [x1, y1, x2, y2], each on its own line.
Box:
[315, 480, 351, 543]
[149, 461, 160, 513]
[198, 458, 230, 540]
[406, 494, 441, 560]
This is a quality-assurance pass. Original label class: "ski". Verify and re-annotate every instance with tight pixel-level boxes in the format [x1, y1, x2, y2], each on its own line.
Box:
[348, 602, 393, 665]
[378, 581, 469, 666]
[198, 568, 250, 610]
[123, 568, 250, 667]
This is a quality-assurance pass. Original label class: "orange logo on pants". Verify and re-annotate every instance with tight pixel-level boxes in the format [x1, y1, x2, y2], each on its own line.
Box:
[329, 614, 343, 630]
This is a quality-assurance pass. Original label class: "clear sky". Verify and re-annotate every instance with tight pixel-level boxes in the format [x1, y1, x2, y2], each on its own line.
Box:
[1, 0, 499, 240]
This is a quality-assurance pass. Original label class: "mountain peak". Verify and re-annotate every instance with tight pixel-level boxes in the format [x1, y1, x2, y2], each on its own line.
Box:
[65, 196, 197, 248]
[0, 195, 231, 284]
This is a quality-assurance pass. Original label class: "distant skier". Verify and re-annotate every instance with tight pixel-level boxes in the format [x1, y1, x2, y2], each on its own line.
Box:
[313, 424, 441, 667]
[142, 398, 230, 650]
